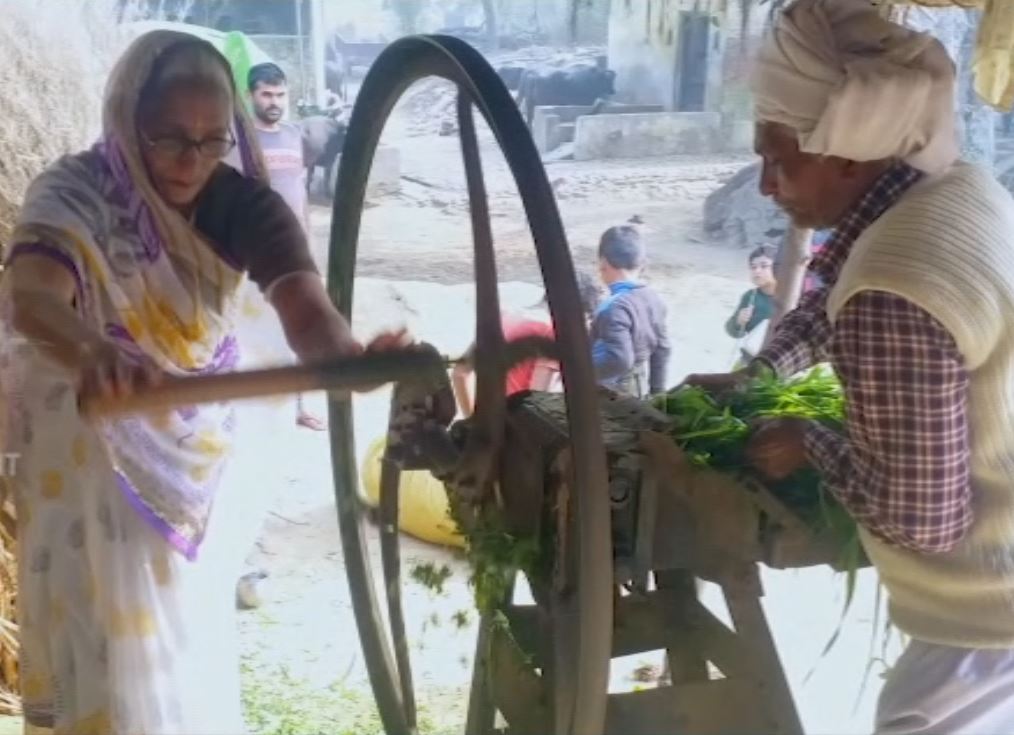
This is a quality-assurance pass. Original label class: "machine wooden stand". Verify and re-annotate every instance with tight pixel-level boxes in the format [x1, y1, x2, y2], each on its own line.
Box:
[479, 564, 796, 735]
[453, 390, 846, 735]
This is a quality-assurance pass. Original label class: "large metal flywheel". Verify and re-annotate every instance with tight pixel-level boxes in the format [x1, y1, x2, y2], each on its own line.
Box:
[325, 35, 613, 735]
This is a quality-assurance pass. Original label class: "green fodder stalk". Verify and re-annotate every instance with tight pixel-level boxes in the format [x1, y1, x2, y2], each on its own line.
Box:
[653, 367, 854, 541]
[408, 562, 452, 596]
[459, 510, 541, 616]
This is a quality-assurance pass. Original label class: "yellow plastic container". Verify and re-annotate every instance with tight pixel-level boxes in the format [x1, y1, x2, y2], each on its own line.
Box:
[361, 436, 465, 548]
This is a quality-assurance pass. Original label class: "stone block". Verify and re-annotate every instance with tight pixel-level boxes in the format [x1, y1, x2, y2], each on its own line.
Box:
[573, 112, 722, 160]
[531, 104, 665, 153]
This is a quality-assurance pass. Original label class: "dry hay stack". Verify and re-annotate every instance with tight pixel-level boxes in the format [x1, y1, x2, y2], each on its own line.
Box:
[0, 0, 142, 714]
[0, 0, 135, 248]
[0, 498, 16, 716]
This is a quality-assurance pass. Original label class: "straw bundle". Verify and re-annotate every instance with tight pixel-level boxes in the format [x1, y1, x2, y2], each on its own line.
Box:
[0, 493, 17, 716]
[0, 0, 144, 249]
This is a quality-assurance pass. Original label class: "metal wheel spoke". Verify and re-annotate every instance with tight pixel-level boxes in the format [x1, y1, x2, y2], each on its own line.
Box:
[457, 92, 506, 483]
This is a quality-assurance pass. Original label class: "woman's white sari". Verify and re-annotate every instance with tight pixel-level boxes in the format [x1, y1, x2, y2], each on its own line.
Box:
[1, 30, 267, 734]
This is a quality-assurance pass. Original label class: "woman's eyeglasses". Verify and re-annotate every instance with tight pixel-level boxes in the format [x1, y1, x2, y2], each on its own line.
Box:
[140, 132, 236, 159]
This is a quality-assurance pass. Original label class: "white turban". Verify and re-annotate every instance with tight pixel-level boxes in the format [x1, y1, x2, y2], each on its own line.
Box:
[751, 0, 959, 174]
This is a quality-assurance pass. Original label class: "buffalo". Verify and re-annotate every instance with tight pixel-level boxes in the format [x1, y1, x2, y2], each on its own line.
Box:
[516, 60, 617, 127]
[300, 114, 348, 197]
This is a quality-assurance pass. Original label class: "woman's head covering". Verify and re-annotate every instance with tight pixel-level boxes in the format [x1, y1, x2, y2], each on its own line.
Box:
[750, 0, 959, 174]
[102, 30, 265, 259]
[13, 29, 263, 370]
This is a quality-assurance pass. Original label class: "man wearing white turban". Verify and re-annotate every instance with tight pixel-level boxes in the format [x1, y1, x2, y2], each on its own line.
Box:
[687, 0, 1014, 731]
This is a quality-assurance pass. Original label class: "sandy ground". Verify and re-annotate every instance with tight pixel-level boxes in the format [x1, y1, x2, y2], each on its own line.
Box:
[224, 100, 897, 735]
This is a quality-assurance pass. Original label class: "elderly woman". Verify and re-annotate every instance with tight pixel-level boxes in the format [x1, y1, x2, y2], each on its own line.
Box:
[1, 31, 397, 734]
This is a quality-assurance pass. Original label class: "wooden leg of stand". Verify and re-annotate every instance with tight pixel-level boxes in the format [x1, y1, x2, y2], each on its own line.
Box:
[655, 570, 709, 684]
[723, 565, 804, 735]
[466, 614, 498, 735]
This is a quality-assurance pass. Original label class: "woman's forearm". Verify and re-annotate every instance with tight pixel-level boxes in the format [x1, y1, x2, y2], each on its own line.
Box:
[270, 273, 361, 364]
[10, 288, 108, 370]
[285, 307, 358, 364]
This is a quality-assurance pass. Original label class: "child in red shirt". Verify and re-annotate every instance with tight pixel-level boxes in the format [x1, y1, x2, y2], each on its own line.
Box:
[452, 274, 602, 416]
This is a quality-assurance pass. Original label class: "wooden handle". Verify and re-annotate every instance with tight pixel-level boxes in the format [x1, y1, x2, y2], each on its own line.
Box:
[79, 350, 448, 419]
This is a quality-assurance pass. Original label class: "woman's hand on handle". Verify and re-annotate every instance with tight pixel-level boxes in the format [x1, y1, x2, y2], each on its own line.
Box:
[77, 342, 164, 416]
[365, 328, 413, 354]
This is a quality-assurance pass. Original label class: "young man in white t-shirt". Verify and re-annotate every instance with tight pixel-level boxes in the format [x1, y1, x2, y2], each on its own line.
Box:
[248, 62, 325, 431]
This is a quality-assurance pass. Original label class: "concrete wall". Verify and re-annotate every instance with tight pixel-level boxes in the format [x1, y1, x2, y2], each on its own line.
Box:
[607, 0, 725, 112]
[572, 111, 722, 160]
[607, 0, 680, 108]
[532, 106, 588, 154]
[531, 103, 665, 153]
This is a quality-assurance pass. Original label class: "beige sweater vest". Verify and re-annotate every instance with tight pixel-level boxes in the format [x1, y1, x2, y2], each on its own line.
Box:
[827, 163, 1014, 648]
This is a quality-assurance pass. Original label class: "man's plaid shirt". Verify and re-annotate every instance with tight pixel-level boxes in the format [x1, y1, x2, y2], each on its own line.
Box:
[758, 163, 973, 553]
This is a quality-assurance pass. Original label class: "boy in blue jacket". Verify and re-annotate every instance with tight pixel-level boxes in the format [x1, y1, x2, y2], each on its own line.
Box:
[591, 225, 671, 397]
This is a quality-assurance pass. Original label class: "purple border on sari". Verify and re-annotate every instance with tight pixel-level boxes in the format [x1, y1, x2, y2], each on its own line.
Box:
[174, 334, 239, 420]
[6, 242, 88, 312]
[98, 137, 162, 262]
[115, 469, 201, 561]
[108, 329, 237, 559]
[101, 319, 238, 369]
[97, 135, 252, 276]
[208, 333, 240, 373]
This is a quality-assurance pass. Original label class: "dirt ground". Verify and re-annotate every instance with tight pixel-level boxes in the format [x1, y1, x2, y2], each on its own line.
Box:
[227, 97, 898, 735]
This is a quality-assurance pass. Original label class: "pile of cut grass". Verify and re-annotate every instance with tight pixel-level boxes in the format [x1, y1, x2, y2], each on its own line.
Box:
[653, 367, 854, 537]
